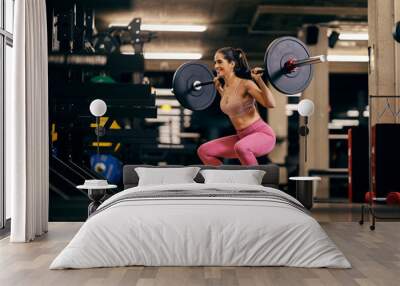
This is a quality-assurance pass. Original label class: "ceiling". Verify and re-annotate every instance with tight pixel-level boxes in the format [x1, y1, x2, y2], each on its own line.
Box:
[51, 0, 369, 70]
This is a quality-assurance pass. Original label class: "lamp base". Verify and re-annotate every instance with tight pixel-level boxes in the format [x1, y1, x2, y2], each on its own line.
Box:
[299, 125, 309, 136]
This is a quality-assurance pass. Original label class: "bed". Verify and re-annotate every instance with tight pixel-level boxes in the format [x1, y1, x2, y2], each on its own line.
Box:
[50, 164, 351, 269]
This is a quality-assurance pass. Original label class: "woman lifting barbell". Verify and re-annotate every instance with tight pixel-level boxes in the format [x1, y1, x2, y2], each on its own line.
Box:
[197, 47, 276, 166]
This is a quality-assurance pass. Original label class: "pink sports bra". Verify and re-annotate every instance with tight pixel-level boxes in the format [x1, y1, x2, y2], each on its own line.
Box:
[220, 80, 256, 118]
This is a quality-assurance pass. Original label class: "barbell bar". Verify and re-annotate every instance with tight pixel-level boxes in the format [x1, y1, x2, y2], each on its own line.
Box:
[172, 36, 326, 111]
[190, 55, 326, 91]
[283, 55, 326, 71]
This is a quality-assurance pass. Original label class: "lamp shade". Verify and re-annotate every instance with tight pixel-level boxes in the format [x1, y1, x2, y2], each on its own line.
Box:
[298, 99, 315, 117]
[89, 99, 107, 117]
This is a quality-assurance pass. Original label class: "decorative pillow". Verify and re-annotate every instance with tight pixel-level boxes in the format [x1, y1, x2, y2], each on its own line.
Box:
[200, 169, 266, 185]
[135, 167, 201, 186]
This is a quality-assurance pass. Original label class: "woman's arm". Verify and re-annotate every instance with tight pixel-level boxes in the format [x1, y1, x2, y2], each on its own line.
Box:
[245, 68, 276, 108]
[213, 77, 224, 95]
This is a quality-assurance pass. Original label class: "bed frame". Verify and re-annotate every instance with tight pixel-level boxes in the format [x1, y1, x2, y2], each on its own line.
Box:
[123, 164, 280, 189]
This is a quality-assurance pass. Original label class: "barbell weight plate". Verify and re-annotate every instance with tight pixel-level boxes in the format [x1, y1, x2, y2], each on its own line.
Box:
[264, 36, 313, 95]
[172, 62, 217, 111]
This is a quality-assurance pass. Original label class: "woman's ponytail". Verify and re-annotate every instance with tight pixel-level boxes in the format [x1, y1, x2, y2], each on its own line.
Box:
[233, 48, 251, 78]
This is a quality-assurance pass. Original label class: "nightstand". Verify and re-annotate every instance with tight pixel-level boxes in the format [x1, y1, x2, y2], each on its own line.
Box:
[77, 180, 117, 216]
[289, 176, 321, 210]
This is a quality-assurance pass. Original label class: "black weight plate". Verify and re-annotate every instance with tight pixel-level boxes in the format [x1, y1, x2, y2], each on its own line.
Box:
[393, 21, 400, 43]
[172, 62, 216, 111]
[92, 32, 120, 54]
[264, 36, 313, 95]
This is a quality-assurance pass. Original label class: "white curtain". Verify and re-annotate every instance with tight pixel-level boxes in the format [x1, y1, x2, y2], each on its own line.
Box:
[7, 0, 49, 242]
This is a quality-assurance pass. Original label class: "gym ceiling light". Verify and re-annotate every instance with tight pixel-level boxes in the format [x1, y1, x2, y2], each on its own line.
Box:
[109, 23, 207, 32]
[326, 55, 369, 62]
[141, 24, 207, 32]
[144, 52, 203, 60]
[338, 32, 368, 41]
[122, 52, 203, 60]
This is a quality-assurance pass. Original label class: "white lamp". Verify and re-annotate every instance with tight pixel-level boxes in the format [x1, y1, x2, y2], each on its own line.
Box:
[298, 99, 314, 117]
[90, 99, 107, 117]
[298, 99, 315, 162]
[89, 99, 107, 155]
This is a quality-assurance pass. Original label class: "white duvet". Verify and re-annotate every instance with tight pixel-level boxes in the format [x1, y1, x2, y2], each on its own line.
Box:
[50, 183, 351, 269]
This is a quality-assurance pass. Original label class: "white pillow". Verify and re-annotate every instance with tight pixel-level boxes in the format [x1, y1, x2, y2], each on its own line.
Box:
[200, 169, 266, 185]
[135, 167, 201, 186]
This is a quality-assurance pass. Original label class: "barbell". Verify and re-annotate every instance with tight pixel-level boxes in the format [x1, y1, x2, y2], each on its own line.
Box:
[172, 36, 326, 111]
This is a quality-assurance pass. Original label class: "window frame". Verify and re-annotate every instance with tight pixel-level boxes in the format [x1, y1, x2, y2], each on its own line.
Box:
[0, 0, 13, 230]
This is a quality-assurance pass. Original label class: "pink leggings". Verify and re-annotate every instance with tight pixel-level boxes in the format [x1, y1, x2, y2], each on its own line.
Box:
[197, 118, 276, 166]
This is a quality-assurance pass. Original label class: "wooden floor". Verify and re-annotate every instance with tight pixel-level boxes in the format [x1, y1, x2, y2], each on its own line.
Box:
[1, 203, 400, 286]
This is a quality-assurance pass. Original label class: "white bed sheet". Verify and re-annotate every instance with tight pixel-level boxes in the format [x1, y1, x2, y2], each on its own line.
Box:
[50, 183, 351, 269]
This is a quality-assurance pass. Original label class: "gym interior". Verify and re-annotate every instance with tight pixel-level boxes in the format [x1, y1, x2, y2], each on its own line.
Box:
[1, 0, 400, 285]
